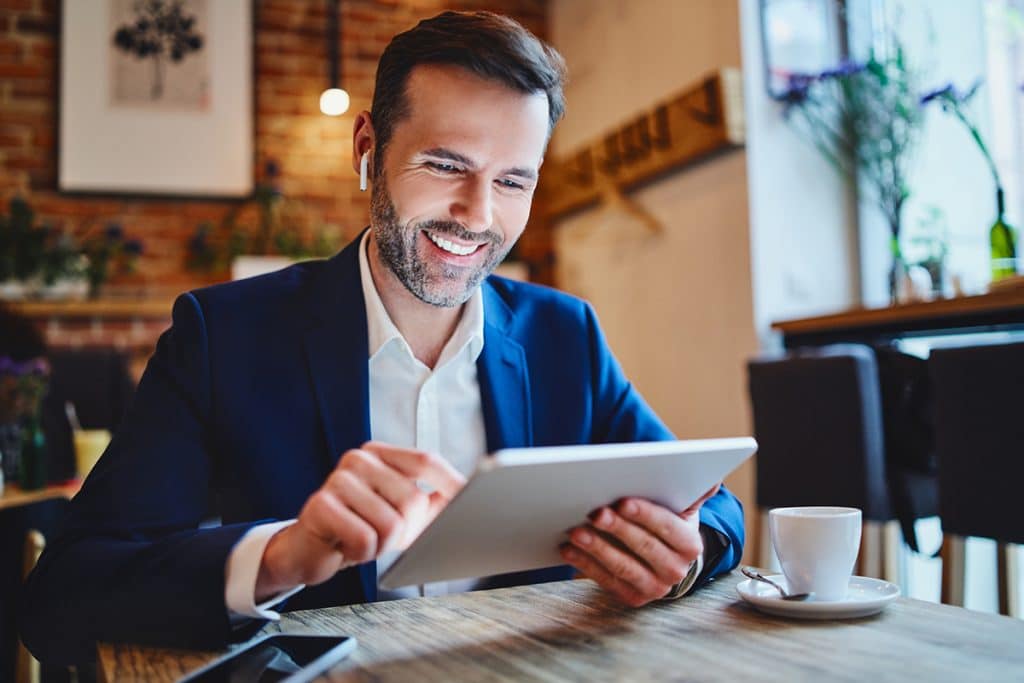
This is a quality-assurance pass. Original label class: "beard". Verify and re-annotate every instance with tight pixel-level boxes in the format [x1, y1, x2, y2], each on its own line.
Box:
[370, 177, 512, 308]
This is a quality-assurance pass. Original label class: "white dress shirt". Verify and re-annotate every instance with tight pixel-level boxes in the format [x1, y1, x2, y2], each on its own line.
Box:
[224, 231, 488, 620]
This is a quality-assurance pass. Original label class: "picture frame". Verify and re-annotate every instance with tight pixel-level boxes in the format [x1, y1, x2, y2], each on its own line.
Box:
[59, 0, 254, 198]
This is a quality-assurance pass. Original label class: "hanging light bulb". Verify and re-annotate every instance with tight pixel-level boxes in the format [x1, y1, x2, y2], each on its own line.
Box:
[320, 87, 349, 116]
[320, 0, 348, 116]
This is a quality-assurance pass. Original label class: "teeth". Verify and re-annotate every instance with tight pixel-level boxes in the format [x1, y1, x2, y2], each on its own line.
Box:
[426, 231, 478, 256]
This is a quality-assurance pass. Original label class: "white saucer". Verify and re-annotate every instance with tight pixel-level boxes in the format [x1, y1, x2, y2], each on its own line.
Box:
[736, 574, 900, 619]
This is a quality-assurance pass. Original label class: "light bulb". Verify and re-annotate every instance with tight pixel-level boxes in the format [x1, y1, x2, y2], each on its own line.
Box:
[319, 88, 350, 116]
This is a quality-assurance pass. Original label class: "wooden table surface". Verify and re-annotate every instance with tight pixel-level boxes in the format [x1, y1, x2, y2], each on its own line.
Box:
[98, 571, 1024, 682]
[0, 481, 80, 511]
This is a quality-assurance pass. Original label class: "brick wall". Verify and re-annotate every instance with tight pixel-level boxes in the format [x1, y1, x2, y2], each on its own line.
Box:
[0, 0, 551, 297]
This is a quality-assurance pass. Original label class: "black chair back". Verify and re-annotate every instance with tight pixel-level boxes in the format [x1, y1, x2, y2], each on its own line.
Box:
[929, 341, 1024, 544]
[748, 344, 892, 519]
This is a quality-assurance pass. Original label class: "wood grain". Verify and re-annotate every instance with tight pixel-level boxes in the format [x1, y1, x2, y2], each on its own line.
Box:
[540, 69, 744, 221]
[771, 289, 1024, 336]
[98, 572, 1024, 682]
[0, 482, 79, 511]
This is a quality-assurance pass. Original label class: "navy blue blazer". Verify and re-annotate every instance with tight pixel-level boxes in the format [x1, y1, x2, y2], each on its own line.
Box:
[21, 235, 744, 664]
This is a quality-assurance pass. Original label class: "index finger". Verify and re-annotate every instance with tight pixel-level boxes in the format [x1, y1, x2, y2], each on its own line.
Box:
[360, 441, 466, 499]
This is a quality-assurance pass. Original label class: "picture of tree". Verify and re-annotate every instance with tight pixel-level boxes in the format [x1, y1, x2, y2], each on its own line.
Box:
[109, 0, 209, 109]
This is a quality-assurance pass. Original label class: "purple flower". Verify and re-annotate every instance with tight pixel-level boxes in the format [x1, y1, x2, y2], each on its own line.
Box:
[105, 222, 124, 241]
[920, 80, 982, 106]
[264, 159, 280, 179]
[780, 73, 814, 106]
[123, 239, 143, 256]
[818, 60, 867, 80]
[0, 356, 49, 377]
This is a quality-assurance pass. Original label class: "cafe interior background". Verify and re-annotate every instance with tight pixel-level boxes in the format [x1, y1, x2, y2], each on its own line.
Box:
[1, 0, 1023, 673]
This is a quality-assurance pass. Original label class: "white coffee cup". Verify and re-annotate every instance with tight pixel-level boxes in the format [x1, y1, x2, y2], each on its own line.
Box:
[769, 506, 861, 601]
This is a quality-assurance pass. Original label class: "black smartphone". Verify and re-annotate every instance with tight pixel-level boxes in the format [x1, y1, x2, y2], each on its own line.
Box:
[178, 633, 357, 683]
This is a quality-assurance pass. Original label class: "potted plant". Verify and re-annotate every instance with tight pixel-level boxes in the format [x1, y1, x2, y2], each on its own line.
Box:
[187, 160, 341, 280]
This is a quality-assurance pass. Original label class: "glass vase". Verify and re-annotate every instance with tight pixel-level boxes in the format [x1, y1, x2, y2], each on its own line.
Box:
[18, 420, 47, 490]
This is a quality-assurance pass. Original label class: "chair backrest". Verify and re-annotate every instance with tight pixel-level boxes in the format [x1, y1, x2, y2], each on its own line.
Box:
[747, 344, 892, 520]
[929, 340, 1024, 544]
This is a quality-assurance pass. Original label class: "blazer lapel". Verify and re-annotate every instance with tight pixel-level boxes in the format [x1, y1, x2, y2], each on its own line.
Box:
[301, 234, 378, 600]
[478, 282, 533, 452]
[301, 236, 372, 471]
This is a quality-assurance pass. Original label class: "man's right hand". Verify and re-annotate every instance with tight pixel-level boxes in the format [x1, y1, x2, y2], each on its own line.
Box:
[255, 441, 466, 602]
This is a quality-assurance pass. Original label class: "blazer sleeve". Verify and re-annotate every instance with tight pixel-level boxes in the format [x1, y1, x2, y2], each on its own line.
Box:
[581, 302, 745, 585]
[19, 293, 266, 666]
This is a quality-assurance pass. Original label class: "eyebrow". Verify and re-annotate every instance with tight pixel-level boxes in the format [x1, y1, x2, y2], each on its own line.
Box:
[421, 147, 538, 182]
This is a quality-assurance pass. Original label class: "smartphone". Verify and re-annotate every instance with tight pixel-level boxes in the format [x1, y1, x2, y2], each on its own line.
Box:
[178, 633, 357, 683]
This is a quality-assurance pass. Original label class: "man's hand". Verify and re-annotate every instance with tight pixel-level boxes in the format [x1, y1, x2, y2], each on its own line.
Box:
[255, 441, 466, 601]
[559, 484, 721, 607]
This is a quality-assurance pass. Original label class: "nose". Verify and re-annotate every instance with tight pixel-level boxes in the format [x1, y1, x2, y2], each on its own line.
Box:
[449, 177, 493, 234]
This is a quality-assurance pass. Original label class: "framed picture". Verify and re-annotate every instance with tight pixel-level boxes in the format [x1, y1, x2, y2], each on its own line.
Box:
[59, 0, 253, 198]
[760, 0, 845, 100]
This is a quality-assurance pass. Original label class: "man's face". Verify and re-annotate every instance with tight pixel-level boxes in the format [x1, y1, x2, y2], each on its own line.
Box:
[369, 65, 550, 308]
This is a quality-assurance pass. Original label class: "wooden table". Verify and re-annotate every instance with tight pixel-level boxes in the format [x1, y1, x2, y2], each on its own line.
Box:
[0, 481, 80, 512]
[772, 288, 1024, 348]
[99, 572, 1024, 682]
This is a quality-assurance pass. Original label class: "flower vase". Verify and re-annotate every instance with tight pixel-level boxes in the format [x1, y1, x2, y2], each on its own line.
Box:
[18, 420, 47, 490]
[888, 234, 906, 305]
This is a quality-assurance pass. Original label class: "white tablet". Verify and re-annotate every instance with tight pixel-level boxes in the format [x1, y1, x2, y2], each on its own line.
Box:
[379, 437, 756, 590]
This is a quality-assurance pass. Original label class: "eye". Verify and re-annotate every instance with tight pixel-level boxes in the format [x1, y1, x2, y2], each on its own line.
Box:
[496, 178, 526, 191]
[426, 161, 461, 174]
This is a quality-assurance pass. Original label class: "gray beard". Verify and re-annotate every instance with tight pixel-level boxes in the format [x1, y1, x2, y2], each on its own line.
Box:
[369, 178, 512, 308]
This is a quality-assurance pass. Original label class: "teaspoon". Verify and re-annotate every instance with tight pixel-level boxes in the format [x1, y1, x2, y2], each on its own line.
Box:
[741, 567, 814, 601]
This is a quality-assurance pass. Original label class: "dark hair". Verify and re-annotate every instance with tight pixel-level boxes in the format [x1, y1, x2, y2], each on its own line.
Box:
[370, 11, 567, 156]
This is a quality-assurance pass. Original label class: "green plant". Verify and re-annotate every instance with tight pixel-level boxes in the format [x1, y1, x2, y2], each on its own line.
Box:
[781, 41, 925, 300]
[186, 160, 341, 274]
[79, 223, 143, 297]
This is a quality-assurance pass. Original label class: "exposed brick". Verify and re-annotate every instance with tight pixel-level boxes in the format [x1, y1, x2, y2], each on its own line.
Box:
[1, 1, 554, 293]
[0, 61, 45, 77]
[14, 14, 56, 35]
[1, 0, 35, 11]
[10, 77, 50, 98]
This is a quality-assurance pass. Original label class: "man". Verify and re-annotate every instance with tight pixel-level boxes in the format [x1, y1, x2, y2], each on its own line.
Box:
[21, 11, 743, 665]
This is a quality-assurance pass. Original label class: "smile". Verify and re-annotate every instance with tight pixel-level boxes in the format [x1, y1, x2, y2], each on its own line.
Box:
[424, 230, 483, 256]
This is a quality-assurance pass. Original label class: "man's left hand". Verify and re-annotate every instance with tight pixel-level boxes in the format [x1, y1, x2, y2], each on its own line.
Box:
[559, 484, 720, 607]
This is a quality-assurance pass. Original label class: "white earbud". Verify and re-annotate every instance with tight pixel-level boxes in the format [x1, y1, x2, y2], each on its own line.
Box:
[359, 152, 369, 191]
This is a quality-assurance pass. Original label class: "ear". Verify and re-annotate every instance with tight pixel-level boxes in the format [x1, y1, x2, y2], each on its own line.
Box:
[351, 111, 375, 175]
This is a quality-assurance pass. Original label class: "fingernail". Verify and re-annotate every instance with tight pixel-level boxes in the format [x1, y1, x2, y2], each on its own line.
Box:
[593, 509, 612, 528]
[576, 529, 594, 546]
[622, 500, 638, 516]
[560, 545, 578, 561]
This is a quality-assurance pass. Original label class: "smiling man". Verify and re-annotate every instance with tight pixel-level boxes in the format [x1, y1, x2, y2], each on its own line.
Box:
[21, 11, 744, 666]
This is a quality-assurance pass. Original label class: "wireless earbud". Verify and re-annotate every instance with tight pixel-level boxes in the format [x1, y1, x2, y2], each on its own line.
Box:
[359, 152, 369, 191]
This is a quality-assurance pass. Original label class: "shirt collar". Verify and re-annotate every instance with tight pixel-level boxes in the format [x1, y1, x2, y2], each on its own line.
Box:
[358, 230, 485, 364]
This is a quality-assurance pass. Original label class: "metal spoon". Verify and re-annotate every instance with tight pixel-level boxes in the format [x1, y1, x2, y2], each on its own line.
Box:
[741, 567, 814, 601]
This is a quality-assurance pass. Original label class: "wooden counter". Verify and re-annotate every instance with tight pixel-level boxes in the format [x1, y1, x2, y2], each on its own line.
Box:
[772, 288, 1024, 348]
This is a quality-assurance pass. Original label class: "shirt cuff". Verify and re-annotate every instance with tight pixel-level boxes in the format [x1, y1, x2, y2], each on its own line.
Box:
[660, 551, 704, 600]
[225, 519, 305, 621]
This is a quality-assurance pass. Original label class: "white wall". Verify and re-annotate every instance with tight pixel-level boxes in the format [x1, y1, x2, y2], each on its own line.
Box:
[738, 0, 861, 341]
[549, 0, 759, 560]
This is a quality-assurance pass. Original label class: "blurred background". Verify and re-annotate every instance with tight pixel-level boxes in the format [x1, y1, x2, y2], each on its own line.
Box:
[1, 2, 1023, 678]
